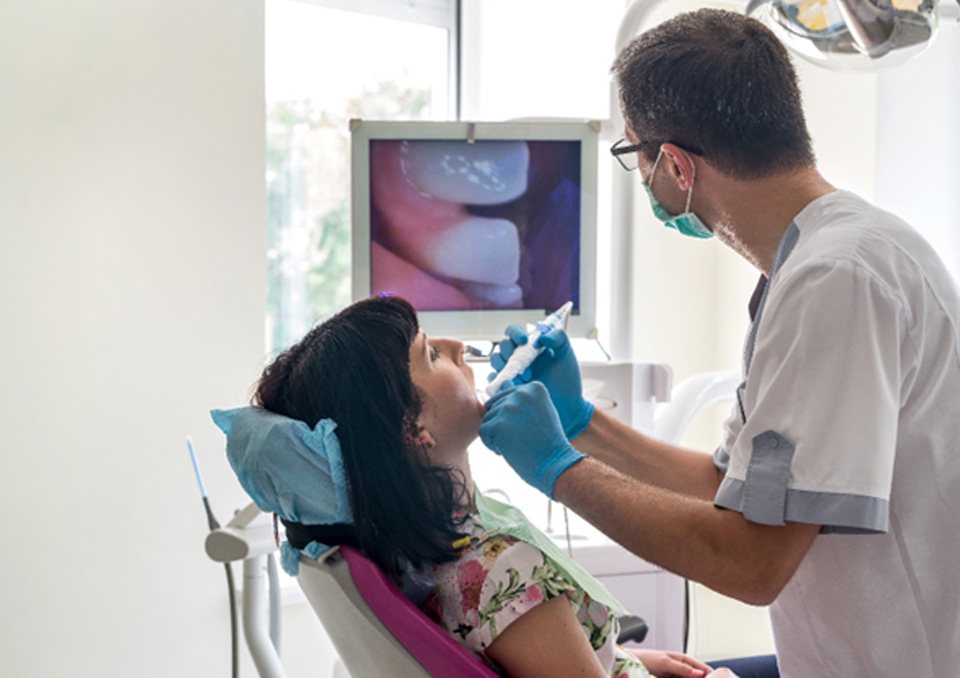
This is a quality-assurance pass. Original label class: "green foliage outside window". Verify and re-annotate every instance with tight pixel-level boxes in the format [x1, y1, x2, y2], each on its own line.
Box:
[266, 82, 433, 353]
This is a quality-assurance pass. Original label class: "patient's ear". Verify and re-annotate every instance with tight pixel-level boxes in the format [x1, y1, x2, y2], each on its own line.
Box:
[408, 425, 436, 449]
[417, 429, 436, 448]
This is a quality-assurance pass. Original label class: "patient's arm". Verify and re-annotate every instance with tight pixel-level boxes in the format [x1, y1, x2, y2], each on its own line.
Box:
[484, 594, 606, 678]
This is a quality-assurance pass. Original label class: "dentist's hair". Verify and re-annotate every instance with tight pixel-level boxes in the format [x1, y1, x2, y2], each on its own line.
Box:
[253, 295, 468, 578]
[612, 8, 815, 180]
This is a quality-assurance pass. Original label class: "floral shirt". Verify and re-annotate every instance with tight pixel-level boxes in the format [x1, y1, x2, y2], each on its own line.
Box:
[421, 516, 651, 677]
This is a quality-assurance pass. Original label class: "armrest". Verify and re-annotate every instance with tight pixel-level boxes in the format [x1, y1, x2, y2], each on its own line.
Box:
[615, 614, 648, 644]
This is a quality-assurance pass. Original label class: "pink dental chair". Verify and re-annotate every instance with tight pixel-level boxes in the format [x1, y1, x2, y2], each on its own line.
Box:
[296, 545, 499, 677]
[297, 543, 650, 677]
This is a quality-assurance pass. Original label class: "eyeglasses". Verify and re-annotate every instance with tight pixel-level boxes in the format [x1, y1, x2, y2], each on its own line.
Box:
[609, 137, 704, 172]
[609, 138, 649, 172]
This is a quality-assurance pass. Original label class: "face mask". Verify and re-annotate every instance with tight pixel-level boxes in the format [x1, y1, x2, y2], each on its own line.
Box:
[642, 149, 712, 239]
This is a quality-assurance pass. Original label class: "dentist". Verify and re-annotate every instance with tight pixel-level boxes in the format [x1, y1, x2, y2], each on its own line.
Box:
[480, 9, 960, 678]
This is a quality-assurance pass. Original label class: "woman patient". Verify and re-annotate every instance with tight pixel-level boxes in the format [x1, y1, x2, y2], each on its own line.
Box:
[222, 296, 735, 678]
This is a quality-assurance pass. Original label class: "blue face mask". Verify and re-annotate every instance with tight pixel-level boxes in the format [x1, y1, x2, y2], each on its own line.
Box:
[643, 149, 712, 239]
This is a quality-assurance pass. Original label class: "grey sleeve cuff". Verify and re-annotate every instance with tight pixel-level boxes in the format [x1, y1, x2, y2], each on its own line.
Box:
[714, 429, 889, 533]
[713, 445, 730, 473]
[714, 477, 889, 533]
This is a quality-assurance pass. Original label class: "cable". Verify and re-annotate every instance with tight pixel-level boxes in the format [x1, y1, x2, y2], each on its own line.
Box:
[225, 563, 238, 678]
[591, 335, 613, 362]
[188, 437, 239, 678]
[562, 505, 574, 558]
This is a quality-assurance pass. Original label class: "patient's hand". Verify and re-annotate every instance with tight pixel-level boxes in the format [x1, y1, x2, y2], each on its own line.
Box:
[628, 648, 714, 677]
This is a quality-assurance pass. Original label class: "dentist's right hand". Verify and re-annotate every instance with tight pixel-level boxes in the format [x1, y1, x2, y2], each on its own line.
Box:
[490, 326, 595, 439]
[480, 381, 586, 499]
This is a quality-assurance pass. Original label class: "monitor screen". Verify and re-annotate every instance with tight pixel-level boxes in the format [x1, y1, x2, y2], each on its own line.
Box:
[351, 120, 597, 340]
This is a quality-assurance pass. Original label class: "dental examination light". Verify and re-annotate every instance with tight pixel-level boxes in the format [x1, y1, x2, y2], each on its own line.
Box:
[618, 0, 959, 73]
[747, 0, 960, 71]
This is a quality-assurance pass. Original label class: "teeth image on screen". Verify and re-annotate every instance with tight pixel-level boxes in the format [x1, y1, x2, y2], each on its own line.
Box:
[370, 140, 525, 309]
[401, 140, 529, 204]
[358, 121, 589, 336]
[412, 216, 520, 286]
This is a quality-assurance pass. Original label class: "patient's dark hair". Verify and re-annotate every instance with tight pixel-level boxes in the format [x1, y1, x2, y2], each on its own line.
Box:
[253, 296, 468, 578]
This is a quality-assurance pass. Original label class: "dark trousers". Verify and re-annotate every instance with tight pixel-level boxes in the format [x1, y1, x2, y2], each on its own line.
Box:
[707, 654, 779, 677]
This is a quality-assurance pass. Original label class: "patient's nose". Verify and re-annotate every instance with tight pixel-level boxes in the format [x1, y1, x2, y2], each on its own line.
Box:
[440, 338, 465, 365]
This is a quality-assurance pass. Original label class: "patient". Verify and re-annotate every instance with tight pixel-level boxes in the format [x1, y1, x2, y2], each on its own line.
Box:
[227, 296, 735, 678]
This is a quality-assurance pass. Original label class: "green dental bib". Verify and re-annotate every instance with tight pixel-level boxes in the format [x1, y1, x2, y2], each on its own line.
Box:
[474, 490, 626, 615]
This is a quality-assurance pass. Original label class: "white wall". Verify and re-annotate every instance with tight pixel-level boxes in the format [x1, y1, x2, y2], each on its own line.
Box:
[875, 20, 960, 282]
[0, 2, 336, 676]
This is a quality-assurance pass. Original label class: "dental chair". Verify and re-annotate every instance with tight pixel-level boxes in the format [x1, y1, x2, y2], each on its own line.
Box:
[203, 499, 500, 677]
[297, 543, 651, 677]
[296, 545, 498, 677]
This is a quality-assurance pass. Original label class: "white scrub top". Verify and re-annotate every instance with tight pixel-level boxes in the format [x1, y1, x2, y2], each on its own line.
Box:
[713, 190, 960, 677]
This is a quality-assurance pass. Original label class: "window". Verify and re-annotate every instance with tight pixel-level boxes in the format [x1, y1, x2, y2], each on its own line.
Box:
[265, 0, 458, 353]
[460, 0, 622, 121]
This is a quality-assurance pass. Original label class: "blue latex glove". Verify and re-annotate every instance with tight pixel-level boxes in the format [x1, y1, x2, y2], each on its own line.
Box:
[489, 325, 595, 439]
[480, 381, 586, 499]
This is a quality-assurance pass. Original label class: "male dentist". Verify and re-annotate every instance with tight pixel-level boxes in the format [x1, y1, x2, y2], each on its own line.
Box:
[480, 9, 960, 677]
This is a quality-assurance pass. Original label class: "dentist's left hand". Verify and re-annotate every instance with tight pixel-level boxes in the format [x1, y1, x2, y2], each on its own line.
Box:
[480, 381, 585, 499]
[490, 326, 594, 439]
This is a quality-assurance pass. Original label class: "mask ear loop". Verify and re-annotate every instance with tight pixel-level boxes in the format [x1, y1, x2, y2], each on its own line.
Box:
[651, 148, 695, 212]
[683, 153, 696, 214]
[648, 148, 664, 187]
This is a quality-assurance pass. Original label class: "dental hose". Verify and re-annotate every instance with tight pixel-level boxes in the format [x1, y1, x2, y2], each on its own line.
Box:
[188, 438, 239, 678]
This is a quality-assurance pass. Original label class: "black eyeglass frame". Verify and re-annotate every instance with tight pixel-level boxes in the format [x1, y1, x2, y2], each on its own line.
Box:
[609, 137, 704, 171]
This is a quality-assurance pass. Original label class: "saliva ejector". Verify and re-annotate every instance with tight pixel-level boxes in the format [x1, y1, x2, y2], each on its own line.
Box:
[485, 301, 573, 397]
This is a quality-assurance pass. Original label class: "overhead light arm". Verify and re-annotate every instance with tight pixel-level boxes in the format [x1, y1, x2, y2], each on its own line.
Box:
[618, 0, 955, 72]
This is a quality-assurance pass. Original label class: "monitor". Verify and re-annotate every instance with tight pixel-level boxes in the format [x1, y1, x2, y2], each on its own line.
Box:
[350, 119, 598, 341]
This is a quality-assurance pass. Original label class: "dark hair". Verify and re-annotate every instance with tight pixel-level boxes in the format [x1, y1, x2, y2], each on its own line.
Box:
[253, 296, 468, 578]
[612, 8, 815, 179]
